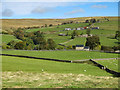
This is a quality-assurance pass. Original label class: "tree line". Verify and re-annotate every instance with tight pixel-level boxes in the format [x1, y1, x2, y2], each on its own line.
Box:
[2, 30, 56, 50]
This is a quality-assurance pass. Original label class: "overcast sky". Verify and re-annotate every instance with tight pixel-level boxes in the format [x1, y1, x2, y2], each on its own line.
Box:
[1, 2, 118, 19]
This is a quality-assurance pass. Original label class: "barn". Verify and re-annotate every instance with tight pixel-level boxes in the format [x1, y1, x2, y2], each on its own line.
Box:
[76, 45, 84, 50]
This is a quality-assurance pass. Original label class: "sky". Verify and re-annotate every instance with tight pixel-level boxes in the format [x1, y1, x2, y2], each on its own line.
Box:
[0, 1, 119, 19]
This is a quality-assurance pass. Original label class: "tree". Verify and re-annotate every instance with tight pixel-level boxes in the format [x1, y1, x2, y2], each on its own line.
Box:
[45, 24, 47, 27]
[86, 29, 91, 36]
[14, 41, 26, 50]
[71, 30, 79, 36]
[85, 35, 101, 50]
[47, 39, 56, 50]
[7, 40, 17, 49]
[14, 30, 25, 40]
[90, 19, 96, 23]
[85, 20, 89, 23]
[26, 44, 34, 50]
[115, 31, 120, 40]
[71, 35, 75, 39]
[49, 24, 53, 27]
[34, 31, 44, 38]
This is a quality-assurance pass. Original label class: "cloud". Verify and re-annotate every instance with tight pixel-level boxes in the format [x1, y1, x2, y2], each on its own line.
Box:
[64, 8, 85, 15]
[2, 2, 79, 16]
[2, 9, 14, 17]
[91, 5, 107, 8]
[31, 7, 54, 14]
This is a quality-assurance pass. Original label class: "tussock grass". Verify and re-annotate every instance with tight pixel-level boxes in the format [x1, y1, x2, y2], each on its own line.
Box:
[2, 71, 118, 88]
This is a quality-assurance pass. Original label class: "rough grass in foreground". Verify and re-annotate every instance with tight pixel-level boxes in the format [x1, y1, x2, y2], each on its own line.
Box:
[2, 71, 118, 88]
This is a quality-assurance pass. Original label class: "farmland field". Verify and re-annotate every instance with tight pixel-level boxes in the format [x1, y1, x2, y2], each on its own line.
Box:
[95, 59, 119, 72]
[2, 50, 118, 61]
[2, 34, 21, 44]
[2, 56, 118, 88]
[1, 16, 119, 88]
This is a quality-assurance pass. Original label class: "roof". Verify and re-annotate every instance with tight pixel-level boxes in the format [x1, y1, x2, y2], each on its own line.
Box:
[76, 45, 84, 47]
[84, 46, 89, 49]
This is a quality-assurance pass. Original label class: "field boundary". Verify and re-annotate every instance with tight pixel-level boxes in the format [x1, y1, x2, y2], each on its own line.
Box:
[1, 54, 71, 63]
[1, 54, 120, 77]
[89, 59, 120, 77]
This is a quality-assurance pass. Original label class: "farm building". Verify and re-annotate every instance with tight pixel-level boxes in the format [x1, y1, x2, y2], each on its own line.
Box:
[76, 28, 81, 30]
[65, 28, 72, 31]
[76, 45, 84, 50]
[79, 34, 93, 37]
[72, 28, 76, 30]
[58, 33, 66, 36]
[91, 27, 99, 29]
[84, 46, 90, 51]
[75, 45, 90, 51]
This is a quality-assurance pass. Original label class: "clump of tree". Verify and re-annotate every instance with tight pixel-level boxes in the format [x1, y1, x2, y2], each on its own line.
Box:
[71, 30, 79, 39]
[90, 19, 96, 23]
[6, 30, 57, 50]
[115, 31, 120, 40]
[47, 39, 56, 50]
[49, 24, 53, 27]
[13, 29, 25, 40]
[86, 29, 91, 36]
[85, 35, 101, 50]
[61, 21, 74, 25]
[85, 20, 89, 23]
[71, 30, 79, 36]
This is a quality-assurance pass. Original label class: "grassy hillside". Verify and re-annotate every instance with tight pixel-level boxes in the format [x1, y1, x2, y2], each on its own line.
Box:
[2, 34, 21, 44]
[2, 50, 118, 60]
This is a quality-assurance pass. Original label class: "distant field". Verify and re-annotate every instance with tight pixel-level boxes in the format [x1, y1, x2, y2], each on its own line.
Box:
[64, 37, 86, 46]
[94, 19, 118, 31]
[2, 50, 118, 61]
[2, 34, 21, 44]
[96, 59, 118, 72]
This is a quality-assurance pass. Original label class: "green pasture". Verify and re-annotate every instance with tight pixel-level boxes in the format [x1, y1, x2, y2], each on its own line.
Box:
[94, 20, 118, 31]
[100, 36, 118, 46]
[44, 34, 71, 44]
[26, 23, 88, 33]
[96, 59, 119, 72]
[2, 56, 111, 76]
[2, 34, 20, 44]
[2, 50, 118, 61]
[64, 37, 86, 46]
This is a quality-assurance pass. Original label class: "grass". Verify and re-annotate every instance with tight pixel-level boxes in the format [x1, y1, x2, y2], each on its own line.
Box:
[2, 50, 118, 61]
[2, 55, 119, 88]
[2, 34, 21, 44]
[94, 19, 118, 31]
[95, 59, 119, 72]
[2, 71, 118, 88]
[64, 37, 86, 46]
[2, 56, 111, 76]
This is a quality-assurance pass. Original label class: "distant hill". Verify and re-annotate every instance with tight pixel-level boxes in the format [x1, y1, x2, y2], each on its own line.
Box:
[1, 16, 118, 33]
